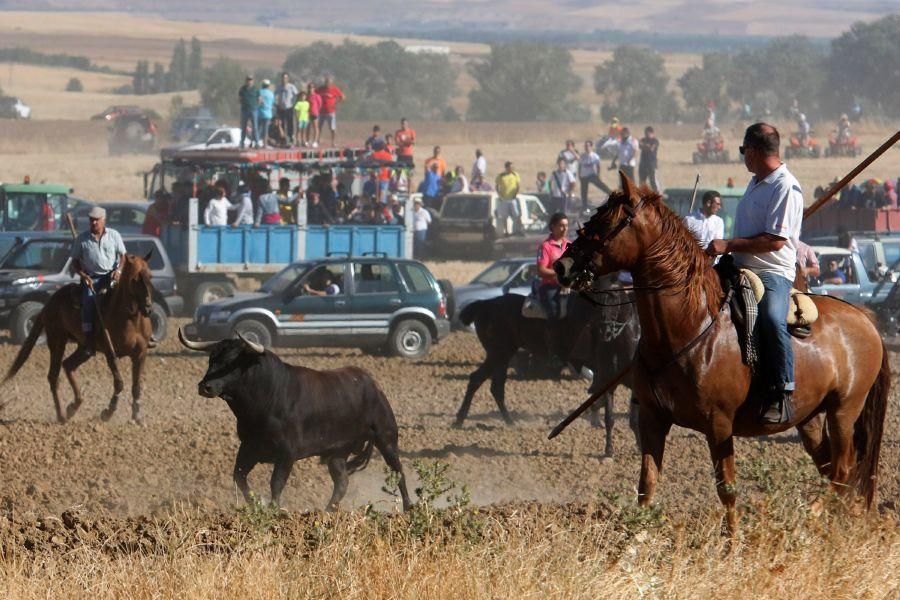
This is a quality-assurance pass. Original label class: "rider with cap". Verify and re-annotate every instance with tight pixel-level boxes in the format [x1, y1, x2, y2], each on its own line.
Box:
[706, 123, 803, 424]
[70, 206, 127, 360]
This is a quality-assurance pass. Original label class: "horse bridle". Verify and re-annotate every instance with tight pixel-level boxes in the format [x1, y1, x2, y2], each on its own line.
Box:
[581, 196, 648, 249]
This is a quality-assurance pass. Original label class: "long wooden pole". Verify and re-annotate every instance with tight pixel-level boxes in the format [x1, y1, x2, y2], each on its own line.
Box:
[547, 363, 632, 440]
[803, 130, 900, 220]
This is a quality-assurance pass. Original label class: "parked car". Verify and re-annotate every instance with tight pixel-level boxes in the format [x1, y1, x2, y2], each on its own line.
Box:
[0, 234, 184, 344]
[170, 107, 219, 141]
[71, 202, 149, 235]
[91, 105, 142, 121]
[452, 257, 536, 329]
[184, 256, 451, 358]
[430, 192, 549, 258]
[160, 126, 241, 159]
[0, 96, 31, 119]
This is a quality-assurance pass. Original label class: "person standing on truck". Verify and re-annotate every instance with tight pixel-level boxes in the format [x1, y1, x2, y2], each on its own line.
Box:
[395, 118, 416, 166]
[306, 83, 322, 148]
[577, 140, 609, 211]
[69, 206, 126, 361]
[275, 72, 299, 146]
[472, 149, 487, 180]
[257, 80, 275, 148]
[204, 186, 233, 226]
[638, 126, 660, 192]
[231, 184, 254, 227]
[238, 75, 259, 149]
[316, 75, 345, 148]
[294, 91, 310, 147]
[411, 198, 431, 259]
[143, 190, 170, 236]
[495, 161, 523, 237]
[255, 184, 282, 226]
[424, 146, 447, 177]
[549, 157, 576, 215]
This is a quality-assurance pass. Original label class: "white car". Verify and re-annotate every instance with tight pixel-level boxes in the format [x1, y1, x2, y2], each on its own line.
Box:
[160, 126, 240, 158]
[0, 96, 31, 119]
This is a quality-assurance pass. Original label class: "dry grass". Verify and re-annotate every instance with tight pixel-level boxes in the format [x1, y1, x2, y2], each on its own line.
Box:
[0, 497, 896, 599]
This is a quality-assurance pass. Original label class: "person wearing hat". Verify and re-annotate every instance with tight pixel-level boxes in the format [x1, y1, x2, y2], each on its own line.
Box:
[238, 75, 260, 149]
[411, 197, 431, 259]
[257, 79, 275, 148]
[69, 206, 127, 360]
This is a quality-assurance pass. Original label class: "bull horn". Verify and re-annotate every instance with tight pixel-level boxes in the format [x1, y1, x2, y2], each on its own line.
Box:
[237, 331, 265, 354]
[178, 327, 217, 352]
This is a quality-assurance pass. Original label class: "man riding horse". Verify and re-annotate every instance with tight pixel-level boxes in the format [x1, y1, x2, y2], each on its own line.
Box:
[69, 206, 127, 362]
[706, 123, 802, 424]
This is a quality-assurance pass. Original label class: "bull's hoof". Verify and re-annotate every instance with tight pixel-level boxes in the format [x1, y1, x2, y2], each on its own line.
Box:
[100, 408, 114, 422]
[502, 416, 515, 426]
[56, 414, 67, 425]
[131, 411, 144, 426]
[325, 502, 340, 513]
[65, 403, 79, 420]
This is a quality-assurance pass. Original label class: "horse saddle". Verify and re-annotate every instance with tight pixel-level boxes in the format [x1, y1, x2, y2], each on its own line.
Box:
[522, 289, 570, 320]
[739, 269, 818, 329]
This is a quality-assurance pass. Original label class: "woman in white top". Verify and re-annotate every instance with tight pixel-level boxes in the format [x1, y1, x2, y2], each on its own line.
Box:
[449, 165, 470, 193]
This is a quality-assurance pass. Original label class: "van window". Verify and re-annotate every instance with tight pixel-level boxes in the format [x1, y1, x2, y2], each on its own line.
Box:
[352, 262, 400, 294]
[441, 195, 490, 219]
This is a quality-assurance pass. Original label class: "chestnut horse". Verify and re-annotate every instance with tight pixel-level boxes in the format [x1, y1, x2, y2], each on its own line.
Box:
[556, 173, 889, 532]
[4, 253, 155, 424]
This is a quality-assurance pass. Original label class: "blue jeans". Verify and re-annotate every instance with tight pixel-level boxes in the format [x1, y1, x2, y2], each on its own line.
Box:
[81, 272, 111, 333]
[413, 230, 427, 258]
[538, 283, 561, 320]
[240, 108, 258, 147]
[258, 118, 271, 145]
[757, 272, 795, 392]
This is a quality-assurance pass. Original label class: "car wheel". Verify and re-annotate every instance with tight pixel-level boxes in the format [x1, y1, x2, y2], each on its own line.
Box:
[193, 281, 236, 310]
[388, 319, 432, 359]
[437, 279, 456, 320]
[150, 302, 168, 341]
[233, 319, 273, 349]
[11, 301, 46, 345]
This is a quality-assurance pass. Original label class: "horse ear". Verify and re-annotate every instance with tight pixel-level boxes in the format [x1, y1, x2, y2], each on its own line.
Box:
[619, 170, 640, 205]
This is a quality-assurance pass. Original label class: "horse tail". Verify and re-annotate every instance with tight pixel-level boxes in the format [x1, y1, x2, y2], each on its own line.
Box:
[852, 340, 890, 509]
[346, 440, 375, 475]
[4, 311, 44, 383]
[459, 300, 485, 327]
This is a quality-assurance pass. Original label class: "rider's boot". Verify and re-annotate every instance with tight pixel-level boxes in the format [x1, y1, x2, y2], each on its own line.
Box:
[761, 390, 794, 425]
[69, 333, 96, 365]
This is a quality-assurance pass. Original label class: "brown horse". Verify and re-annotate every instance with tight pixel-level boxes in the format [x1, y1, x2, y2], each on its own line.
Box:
[4, 253, 155, 424]
[556, 172, 889, 532]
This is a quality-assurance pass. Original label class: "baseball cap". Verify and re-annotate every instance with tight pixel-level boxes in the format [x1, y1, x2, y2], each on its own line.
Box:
[88, 206, 106, 219]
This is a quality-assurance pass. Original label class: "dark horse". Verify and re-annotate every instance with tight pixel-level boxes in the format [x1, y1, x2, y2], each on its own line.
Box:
[455, 283, 640, 457]
[557, 172, 889, 532]
[4, 253, 155, 423]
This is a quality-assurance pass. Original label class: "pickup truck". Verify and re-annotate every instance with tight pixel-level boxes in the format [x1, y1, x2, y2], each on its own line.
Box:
[808, 246, 890, 306]
[430, 192, 549, 258]
[0, 234, 183, 343]
[160, 127, 240, 158]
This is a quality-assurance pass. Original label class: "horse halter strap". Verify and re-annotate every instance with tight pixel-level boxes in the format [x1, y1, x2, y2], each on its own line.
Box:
[591, 196, 645, 249]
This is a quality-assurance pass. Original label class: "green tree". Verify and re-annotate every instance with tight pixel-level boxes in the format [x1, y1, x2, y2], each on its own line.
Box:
[188, 37, 203, 86]
[150, 62, 167, 94]
[132, 60, 149, 95]
[200, 56, 247, 119]
[466, 42, 585, 121]
[283, 40, 456, 120]
[594, 45, 679, 122]
[826, 15, 900, 118]
[678, 52, 733, 121]
[169, 38, 188, 91]
[65, 77, 83, 92]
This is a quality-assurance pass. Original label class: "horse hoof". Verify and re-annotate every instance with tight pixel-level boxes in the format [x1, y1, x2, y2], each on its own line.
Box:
[451, 419, 465, 429]
[131, 413, 144, 426]
[100, 409, 113, 422]
[56, 414, 67, 425]
[65, 404, 78, 420]
[601, 454, 614, 463]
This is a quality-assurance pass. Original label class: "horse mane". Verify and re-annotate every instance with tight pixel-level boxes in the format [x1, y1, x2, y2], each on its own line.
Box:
[614, 188, 723, 315]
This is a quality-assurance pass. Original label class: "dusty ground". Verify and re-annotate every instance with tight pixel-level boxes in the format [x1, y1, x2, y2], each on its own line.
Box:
[0, 321, 897, 523]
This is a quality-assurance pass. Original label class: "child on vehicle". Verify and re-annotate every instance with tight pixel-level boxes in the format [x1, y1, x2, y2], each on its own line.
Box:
[294, 91, 310, 147]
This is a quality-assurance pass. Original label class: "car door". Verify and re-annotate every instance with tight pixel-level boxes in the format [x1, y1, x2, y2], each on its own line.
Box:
[349, 261, 404, 337]
[277, 262, 352, 342]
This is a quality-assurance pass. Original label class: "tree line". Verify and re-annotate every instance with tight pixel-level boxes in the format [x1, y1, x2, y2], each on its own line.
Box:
[132, 37, 203, 95]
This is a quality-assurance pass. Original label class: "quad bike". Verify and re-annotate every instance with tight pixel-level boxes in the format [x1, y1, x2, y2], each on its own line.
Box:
[825, 136, 862, 158]
[784, 134, 821, 159]
[692, 135, 730, 164]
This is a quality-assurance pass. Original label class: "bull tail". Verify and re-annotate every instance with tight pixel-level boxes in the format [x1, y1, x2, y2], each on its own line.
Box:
[459, 300, 484, 327]
[4, 311, 44, 383]
[346, 440, 375, 475]
[851, 341, 890, 509]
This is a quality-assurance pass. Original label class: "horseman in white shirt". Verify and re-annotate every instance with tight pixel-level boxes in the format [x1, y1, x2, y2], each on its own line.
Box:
[683, 191, 725, 249]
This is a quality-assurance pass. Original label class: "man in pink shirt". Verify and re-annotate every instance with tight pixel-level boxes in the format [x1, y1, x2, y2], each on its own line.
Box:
[536, 212, 570, 321]
[316, 75, 345, 147]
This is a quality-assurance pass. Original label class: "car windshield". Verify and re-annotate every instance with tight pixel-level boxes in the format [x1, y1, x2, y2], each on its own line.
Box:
[471, 262, 523, 286]
[188, 128, 216, 143]
[442, 195, 490, 219]
[260, 264, 308, 294]
[1, 239, 71, 271]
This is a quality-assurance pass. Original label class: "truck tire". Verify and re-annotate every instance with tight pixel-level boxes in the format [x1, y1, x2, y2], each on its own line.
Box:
[11, 301, 45, 345]
[150, 302, 168, 342]
[233, 319, 273, 349]
[193, 281, 236, 310]
[388, 319, 432, 359]
[437, 279, 456, 320]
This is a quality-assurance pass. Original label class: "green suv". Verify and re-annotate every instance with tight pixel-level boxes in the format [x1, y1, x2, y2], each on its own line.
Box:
[184, 256, 451, 359]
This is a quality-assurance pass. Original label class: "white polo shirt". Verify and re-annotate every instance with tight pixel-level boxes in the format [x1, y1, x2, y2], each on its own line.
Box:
[732, 163, 804, 280]
[682, 209, 724, 250]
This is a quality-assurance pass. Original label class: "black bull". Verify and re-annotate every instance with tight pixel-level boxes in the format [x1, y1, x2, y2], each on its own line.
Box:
[178, 328, 411, 511]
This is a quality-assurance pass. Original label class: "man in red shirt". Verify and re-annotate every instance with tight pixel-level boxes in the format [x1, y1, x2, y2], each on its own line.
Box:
[423, 145, 446, 177]
[316, 75, 345, 147]
[536, 212, 570, 321]
[395, 118, 416, 166]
